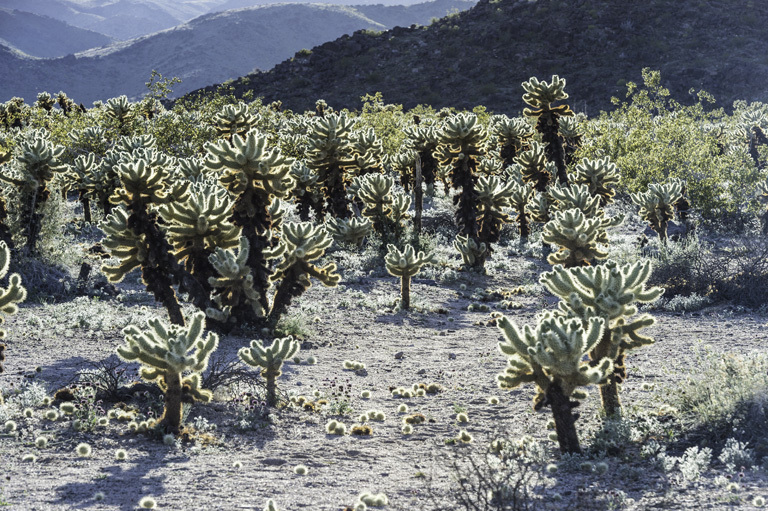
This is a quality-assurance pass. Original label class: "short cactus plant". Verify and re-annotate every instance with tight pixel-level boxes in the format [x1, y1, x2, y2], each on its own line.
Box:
[116, 312, 219, 434]
[325, 217, 372, 247]
[384, 244, 433, 309]
[540, 261, 663, 416]
[212, 102, 258, 140]
[497, 313, 612, 453]
[238, 336, 299, 406]
[630, 179, 684, 242]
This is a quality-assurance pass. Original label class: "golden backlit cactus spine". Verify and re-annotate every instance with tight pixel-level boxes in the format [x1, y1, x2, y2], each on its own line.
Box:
[540, 261, 663, 416]
[496, 313, 611, 453]
[205, 130, 294, 320]
[268, 222, 340, 328]
[522, 75, 574, 186]
[0, 241, 26, 381]
[116, 312, 218, 434]
[384, 244, 433, 309]
[238, 336, 299, 406]
[630, 179, 684, 242]
[542, 208, 608, 267]
[0, 132, 66, 253]
[213, 103, 259, 141]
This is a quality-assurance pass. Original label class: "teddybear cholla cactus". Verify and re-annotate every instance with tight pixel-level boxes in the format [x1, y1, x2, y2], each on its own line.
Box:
[116, 312, 219, 434]
[384, 244, 432, 309]
[268, 222, 340, 328]
[205, 131, 294, 317]
[542, 209, 608, 267]
[305, 113, 355, 219]
[0, 241, 26, 379]
[522, 75, 574, 186]
[326, 217, 372, 247]
[239, 336, 299, 406]
[540, 261, 663, 416]
[630, 179, 684, 242]
[0, 132, 66, 253]
[497, 313, 611, 453]
[356, 174, 410, 247]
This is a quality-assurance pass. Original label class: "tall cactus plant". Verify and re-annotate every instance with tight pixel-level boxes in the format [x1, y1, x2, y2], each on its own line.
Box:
[497, 313, 611, 453]
[116, 312, 219, 434]
[0, 132, 66, 253]
[540, 261, 663, 416]
[305, 113, 355, 219]
[238, 336, 299, 406]
[521, 75, 574, 186]
[205, 131, 294, 318]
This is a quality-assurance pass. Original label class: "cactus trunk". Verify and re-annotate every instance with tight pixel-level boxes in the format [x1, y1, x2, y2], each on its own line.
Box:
[265, 370, 278, 407]
[79, 192, 92, 224]
[538, 112, 568, 186]
[162, 371, 183, 434]
[547, 382, 581, 454]
[599, 378, 622, 418]
[401, 275, 411, 310]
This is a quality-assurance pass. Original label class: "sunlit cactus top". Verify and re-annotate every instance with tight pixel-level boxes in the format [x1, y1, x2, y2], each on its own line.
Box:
[521, 75, 573, 115]
[213, 103, 259, 139]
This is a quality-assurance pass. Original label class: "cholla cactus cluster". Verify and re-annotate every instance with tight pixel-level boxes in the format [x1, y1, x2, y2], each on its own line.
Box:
[631, 179, 684, 242]
[384, 244, 433, 309]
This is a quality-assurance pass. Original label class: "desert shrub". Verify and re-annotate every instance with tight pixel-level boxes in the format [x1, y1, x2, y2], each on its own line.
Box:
[669, 346, 768, 463]
[426, 436, 546, 511]
[577, 69, 761, 218]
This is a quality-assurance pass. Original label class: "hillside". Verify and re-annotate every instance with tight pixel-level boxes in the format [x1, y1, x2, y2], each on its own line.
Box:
[0, 9, 113, 58]
[0, 0, 475, 104]
[193, 0, 768, 114]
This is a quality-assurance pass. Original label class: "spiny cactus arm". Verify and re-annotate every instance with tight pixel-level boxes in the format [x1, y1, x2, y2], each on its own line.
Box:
[326, 217, 372, 246]
[543, 209, 608, 267]
[181, 373, 213, 403]
[304, 262, 341, 287]
[0, 242, 25, 332]
[550, 183, 601, 216]
[100, 206, 147, 282]
[573, 157, 620, 204]
[238, 336, 300, 372]
[615, 315, 656, 351]
[110, 159, 170, 206]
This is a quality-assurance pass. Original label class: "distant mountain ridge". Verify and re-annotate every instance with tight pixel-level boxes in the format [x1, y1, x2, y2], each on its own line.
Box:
[191, 0, 768, 114]
[0, 8, 113, 58]
[0, 0, 476, 104]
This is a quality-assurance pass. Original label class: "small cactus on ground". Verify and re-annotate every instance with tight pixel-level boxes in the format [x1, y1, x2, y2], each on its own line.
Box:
[384, 244, 433, 309]
[630, 179, 684, 242]
[540, 261, 663, 416]
[496, 312, 611, 453]
[239, 336, 299, 406]
[116, 312, 219, 434]
[454, 235, 488, 269]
